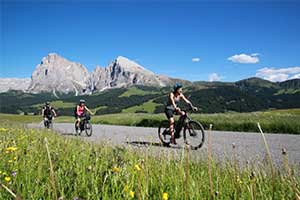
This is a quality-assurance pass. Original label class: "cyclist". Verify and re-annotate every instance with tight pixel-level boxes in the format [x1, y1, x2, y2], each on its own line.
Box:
[42, 102, 57, 126]
[75, 99, 94, 132]
[165, 83, 197, 145]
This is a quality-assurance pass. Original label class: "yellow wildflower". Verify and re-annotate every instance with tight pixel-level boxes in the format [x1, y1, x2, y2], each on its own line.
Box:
[162, 192, 168, 200]
[6, 147, 17, 152]
[8, 160, 13, 163]
[0, 128, 8, 132]
[124, 184, 129, 193]
[14, 156, 17, 160]
[129, 190, 135, 198]
[5, 177, 11, 182]
[124, 184, 129, 192]
[236, 176, 243, 184]
[112, 166, 121, 173]
[134, 164, 141, 171]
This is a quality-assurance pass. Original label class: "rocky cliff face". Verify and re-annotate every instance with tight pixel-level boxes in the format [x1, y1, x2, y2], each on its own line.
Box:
[90, 56, 169, 91]
[2, 53, 172, 95]
[0, 78, 31, 93]
[28, 53, 90, 95]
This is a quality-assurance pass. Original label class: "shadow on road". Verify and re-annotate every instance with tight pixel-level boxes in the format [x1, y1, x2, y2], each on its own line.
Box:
[61, 132, 76, 136]
[126, 141, 182, 149]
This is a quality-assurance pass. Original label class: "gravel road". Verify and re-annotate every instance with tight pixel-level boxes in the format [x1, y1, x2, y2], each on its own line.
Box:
[29, 122, 300, 168]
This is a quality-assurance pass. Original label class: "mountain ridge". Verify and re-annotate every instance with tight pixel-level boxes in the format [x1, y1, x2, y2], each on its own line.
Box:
[0, 53, 174, 94]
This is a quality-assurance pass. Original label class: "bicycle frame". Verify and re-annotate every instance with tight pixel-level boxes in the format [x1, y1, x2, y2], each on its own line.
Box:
[174, 112, 191, 138]
[79, 118, 87, 130]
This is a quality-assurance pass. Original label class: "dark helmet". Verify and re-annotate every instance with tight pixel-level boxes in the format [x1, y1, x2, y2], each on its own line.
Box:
[173, 82, 183, 92]
[79, 99, 85, 104]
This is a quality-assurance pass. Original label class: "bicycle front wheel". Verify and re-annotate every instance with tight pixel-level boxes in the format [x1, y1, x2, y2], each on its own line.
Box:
[184, 120, 205, 150]
[85, 121, 93, 137]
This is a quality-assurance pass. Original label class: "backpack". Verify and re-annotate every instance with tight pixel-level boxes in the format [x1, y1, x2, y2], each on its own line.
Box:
[43, 106, 53, 116]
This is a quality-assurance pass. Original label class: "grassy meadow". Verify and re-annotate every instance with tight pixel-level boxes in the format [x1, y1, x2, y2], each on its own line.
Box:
[0, 122, 299, 199]
[61, 108, 300, 134]
[1, 108, 300, 134]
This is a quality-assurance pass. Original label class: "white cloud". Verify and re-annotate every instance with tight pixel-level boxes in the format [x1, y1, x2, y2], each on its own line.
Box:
[255, 67, 300, 82]
[228, 53, 259, 64]
[192, 58, 200, 62]
[208, 73, 222, 82]
[251, 53, 260, 57]
[291, 74, 300, 79]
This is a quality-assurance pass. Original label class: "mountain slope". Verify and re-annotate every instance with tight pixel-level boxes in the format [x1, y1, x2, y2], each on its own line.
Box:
[89, 56, 170, 92]
[0, 78, 31, 93]
[1, 80, 299, 115]
[28, 53, 90, 95]
[4, 53, 173, 94]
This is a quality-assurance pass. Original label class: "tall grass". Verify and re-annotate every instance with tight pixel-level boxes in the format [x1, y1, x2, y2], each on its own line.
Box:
[0, 124, 299, 199]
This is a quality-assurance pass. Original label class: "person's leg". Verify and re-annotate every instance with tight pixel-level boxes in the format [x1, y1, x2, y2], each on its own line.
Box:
[169, 117, 176, 144]
[43, 115, 48, 126]
[76, 117, 81, 128]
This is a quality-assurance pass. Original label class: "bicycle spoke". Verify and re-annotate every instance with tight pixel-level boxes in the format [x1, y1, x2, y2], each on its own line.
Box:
[184, 121, 205, 149]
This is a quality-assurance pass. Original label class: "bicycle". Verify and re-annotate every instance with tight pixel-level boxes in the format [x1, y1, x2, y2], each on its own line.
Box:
[158, 108, 205, 150]
[75, 114, 93, 137]
[44, 115, 53, 129]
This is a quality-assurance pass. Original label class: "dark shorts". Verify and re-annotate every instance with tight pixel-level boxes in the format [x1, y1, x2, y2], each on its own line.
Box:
[75, 114, 85, 119]
[44, 115, 53, 120]
[165, 108, 175, 119]
[75, 114, 90, 121]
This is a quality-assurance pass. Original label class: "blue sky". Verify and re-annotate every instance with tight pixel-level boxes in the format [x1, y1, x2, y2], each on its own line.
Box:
[1, 1, 300, 82]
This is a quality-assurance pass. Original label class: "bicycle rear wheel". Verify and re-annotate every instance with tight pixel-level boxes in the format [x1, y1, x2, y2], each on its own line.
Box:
[48, 120, 53, 129]
[183, 120, 205, 150]
[158, 120, 171, 146]
[85, 121, 93, 137]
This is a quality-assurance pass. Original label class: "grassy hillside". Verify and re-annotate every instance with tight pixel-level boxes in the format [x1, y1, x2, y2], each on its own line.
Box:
[1, 78, 299, 115]
[122, 100, 161, 113]
[119, 86, 160, 97]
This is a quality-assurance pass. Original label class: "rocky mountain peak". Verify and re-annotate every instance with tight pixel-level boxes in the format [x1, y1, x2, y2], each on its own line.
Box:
[2, 53, 172, 95]
[28, 53, 90, 96]
[114, 56, 147, 72]
[41, 53, 63, 64]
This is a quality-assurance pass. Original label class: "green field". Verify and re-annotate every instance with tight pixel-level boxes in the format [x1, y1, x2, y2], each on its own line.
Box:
[63, 109, 300, 134]
[1, 109, 300, 134]
[0, 113, 41, 124]
[0, 124, 299, 199]
[32, 100, 76, 109]
[122, 100, 161, 113]
[119, 87, 160, 97]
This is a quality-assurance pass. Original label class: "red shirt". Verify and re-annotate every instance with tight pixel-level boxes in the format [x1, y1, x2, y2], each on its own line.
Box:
[77, 105, 85, 116]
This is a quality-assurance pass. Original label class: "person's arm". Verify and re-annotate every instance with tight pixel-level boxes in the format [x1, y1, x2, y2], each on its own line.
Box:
[42, 107, 45, 116]
[76, 105, 80, 116]
[181, 94, 197, 110]
[85, 106, 95, 115]
[51, 108, 57, 117]
[169, 93, 178, 110]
